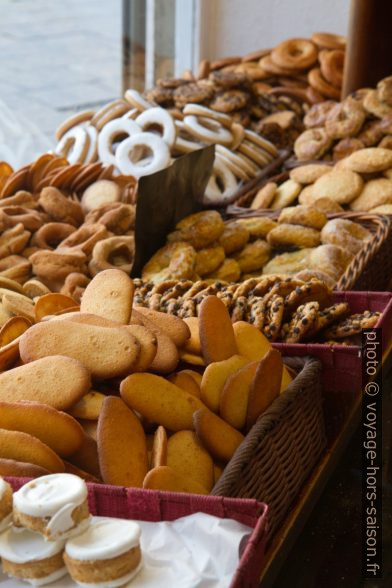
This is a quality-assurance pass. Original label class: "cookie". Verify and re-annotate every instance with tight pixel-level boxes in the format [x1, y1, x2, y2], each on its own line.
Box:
[168, 371, 201, 398]
[134, 306, 190, 347]
[267, 224, 321, 249]
[200, 354, 249, 413]
[68, 434, 101, 479]
[34, 293, 78, 321]
[131, 309, 179, 373]
[199, 296, 238, 364]
[305, 302, 350, 338]
[323, 311, 381, 338]
[97, 396, 148, 487]
[193, 408, 244, 463]
[206, 258, 241, 282]
[0, 356, 90, 410]
[0, 458, 50, 479]
[69, 391, 106, 421]
[80, 269, 134, 324]
[151, 426, 167, 468]
[262, 249, 312, 276]
[350, 178, 392, 211]
[120, 373, 204, 431]
[270, 179, 302, 209]
[311, 169, 363, 204]
[250, 182, 277, 209]
[340, 147, 392, 173]
[167, 430, 214, 492]
[19, 319, 140, 379]
[246, 348, 282, 430]
[220, 360, 259, 430]
[143, 465, 208, 494]
[0, 429, 64, 473]
[263, 295, 285, 341]
[278, 205, 327, 230]
[289, 164, 331, 184]
[233, 217, 278, 239]
[125, 324, 157, 372]
[284, 301, 320, 343]
[285, 280, 332, 313]
[233, 239, 271, 273]
[0, 316, 31, 347]
[0, 401, 84, 457]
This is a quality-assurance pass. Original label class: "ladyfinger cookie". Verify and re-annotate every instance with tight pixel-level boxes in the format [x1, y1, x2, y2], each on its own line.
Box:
[199, 296, 238, 363]
[80, 269, 134, 324]
[0, 429, 64, 473]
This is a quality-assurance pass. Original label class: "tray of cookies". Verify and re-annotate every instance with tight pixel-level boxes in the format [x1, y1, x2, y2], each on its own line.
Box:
[0, 270, 325, 548]
[4, 474, 268, 587]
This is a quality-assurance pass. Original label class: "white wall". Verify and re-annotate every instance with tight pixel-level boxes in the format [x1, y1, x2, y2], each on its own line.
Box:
[199, 0, 350, 59]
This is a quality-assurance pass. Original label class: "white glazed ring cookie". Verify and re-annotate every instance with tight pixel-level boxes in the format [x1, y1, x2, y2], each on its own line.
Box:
[55, 126, 91, 164]
[115, 131, 171, 177]
[204, 158, 238, 203]
[174, 121, 204, 153]
[215, 146, 251, 180]
[182, 103, 232, 127]
[121, 108, 139, 120]
[183, 115, 233, 146]
[135, 107, 176, 147]
[55, 109, 95, 141]
[84, 126, 98, 164]
[124, 89, 155, 111]
[98, 117, 142, 166]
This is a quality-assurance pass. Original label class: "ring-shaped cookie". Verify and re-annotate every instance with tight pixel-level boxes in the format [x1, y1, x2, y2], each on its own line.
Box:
[238, 140, 270, 167]
[204, 158, 238, 204]
[215, 147, 250, 181]
[325, 97, 366, 139]
[142, 242, 196, 283]
[308, 68, 341, 100]
[89, 235, 134, 276]
[84, 126, 98, 164]
[183, 115, 233, 146]
[98, 118, 142, 167]
[271, 38, 318, 71]
[115, 132, 171, 177]
[55, 127, 90, 165]
[135, 107, 176, 147]
[319, 50, 345, 88]
[58, 223, 109, 255]
[173, 121, 204, 153]
[182, 104, 232, 128]
[31, 223, 76, 250]
[55, 110, 95, 141]
[294, 128, 333, 160]
[244, 129, 278, 157]
[124, 89, 155, 111]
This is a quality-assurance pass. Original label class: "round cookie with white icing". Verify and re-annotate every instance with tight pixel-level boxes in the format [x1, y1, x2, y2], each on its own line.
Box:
[64, 517, 142, 587]
[0, 525, 67, 586]
[0, 476, 13, 532]
[13, 474, 90, 541]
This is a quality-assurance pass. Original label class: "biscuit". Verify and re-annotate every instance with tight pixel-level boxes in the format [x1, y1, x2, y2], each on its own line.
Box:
[19, 319, 140, 379]
[125, 324, 157, 372]
[34, 293, 78, 321]
[181, 368, 202, 386]
[284, 301, 320, 343]
[321, 218, 371, 254]
[63, 461, 101, 484]
[0, 429, 64, 473]
[131, 309, 179, 373]
[98, 396, 148, 487]
[311, 169, 363, 204]
[232, 239, 271, 273]
[340, 147, 392, 173]
[182, 317, 201, 354]
[79, 419, 97, 441]
[234, 217, 278, 239]
[267, 224, 321, 249]
[310, 197, 344, 214]
[0, 401, 84, 457]
[246, 348, 282, 430]
[195, 244, 226, 277]
[80, 269, 134, 324]
[1, 291, 35, 322]
[199, 296, 238, 363]
[350, 178, 392, 211]
[262, 249, 312, 276]
[193, 408, 244, 463]
[168, 371, 201, 398]
[133, 306, 190, 347]
[233, 321, 271, 361]
[0, 356, 90, 410]
[200, 354, 249, 413]
[213, 463, 224, 484]
[270, 179, 302, 209]
[219, 223, 249, 254]
[0, 316, 31, 347]
[167, 430, 214, 491]
[369, 204, 392, 213]
[251, 182, 277, 209]
[220, 360, 258, 430]
[206, 258, 241, 282]
[143, 465, 208, 494]
[68, 434, 101, 478]
[289, 164, 331, 184]
[121, 373, 204, 431]
[278, 205, 327, 230]
[0, 277, 25, 295]
[151, 425, 167, 468]
[69, 390, 106, 420]
[0, 458, 50, 479]
[179, 351, 206, 366]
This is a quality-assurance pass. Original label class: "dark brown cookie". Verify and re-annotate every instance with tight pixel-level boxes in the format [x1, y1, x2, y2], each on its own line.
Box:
[285, 301, 319, 343]
[323, 311, 381, 338]
[210, 90, 250, 113]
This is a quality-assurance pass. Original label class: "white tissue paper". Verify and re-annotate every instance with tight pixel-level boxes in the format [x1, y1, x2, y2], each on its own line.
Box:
[0, 100, 53, 169]
[0, 513, 253, 587]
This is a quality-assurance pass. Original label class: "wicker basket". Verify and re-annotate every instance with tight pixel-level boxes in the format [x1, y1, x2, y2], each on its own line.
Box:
[224, 207, 392, 292]
[212, 356, 325, 541]
[7, 480, 268, 588]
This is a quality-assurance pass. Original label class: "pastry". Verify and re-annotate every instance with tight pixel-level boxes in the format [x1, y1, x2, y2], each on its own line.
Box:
[0, 526, 67, 586]
[310, 169, 363, 204]
[350, 178, 392, 211]
[277, 205, 327, 229]
[64, 518, 142, 587]
[289, 163, 331, 184]
[267, 224, 321, 249]
[232, 239, 271, 272]
[321, 218, 371, 254]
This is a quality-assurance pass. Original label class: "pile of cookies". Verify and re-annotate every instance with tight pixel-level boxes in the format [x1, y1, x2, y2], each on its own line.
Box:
[0, 270, 294, 496]
[140, 209, 371, 286]
[249, 148, 392, 213]
[294, 76, 392, 162]
[0, 474, 143, 586]
[133, 275, 381, 345]
[0, 154, 137, 300]
[54, 93, 280, 205]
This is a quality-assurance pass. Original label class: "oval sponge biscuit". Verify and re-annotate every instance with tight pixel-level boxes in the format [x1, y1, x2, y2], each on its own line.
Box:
[19, 319, 140, 379]
[80, 269, 134, 324]
[0, 401, 84, 457]
[0, 429, 64, 473]
[0, 356, 90, 410]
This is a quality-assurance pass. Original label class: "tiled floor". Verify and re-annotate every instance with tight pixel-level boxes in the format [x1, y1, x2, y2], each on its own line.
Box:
[0, 0, 121, 143]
